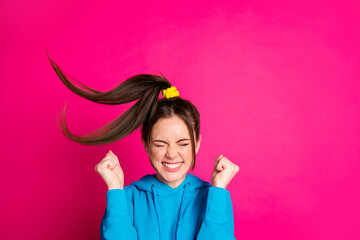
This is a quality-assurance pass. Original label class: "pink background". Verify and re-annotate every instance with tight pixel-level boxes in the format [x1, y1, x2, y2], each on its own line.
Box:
[1, 0, 359, 239]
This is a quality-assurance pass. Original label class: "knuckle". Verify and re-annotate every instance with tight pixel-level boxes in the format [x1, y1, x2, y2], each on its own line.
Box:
[98, 160, 108, 168]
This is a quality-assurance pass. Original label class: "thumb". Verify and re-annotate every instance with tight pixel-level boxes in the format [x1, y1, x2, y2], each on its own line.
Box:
[216, 161, 224, 171]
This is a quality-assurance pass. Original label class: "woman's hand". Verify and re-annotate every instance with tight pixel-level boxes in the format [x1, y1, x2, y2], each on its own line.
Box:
[211, 155, 239, 189]
[95, 150, 124, 190]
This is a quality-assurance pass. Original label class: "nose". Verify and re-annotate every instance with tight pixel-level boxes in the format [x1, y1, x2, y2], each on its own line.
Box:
[165, 145, 178, 159]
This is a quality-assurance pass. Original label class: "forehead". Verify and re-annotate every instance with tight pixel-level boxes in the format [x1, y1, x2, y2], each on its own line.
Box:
[151, 116, 190, 139]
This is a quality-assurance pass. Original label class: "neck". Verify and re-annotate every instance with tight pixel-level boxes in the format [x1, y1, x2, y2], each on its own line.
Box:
[155, 173, 187, 189]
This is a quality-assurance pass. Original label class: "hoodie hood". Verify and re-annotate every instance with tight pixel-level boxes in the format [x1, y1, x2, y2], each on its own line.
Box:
[131, 173, 211, 195]
[131, 173, 211, 240]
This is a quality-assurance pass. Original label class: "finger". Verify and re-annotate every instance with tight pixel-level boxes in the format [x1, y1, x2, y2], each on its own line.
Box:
[109, 150, 120, 166]
[218, 157, 231, 162]
[213, 155, 226, 172]
[215, 158, 229, 171]
[217, 159, 234, 170]
[101, 155, 115, 169]
[234, 165, 240, 175]
[95, 163, 99, 174]
[107, 151, 118, 166]
[220, 160, 240, 175]
[106, 153, 117, 167]
[213, 157, 220, 171]
[219, 158, 237, 168]
[216, 161, 224, 171]
[109, 149, 116, 157]
[215, 154, 223, 162]
[220, 158, 233, 166]
[96, 159, 111, 174]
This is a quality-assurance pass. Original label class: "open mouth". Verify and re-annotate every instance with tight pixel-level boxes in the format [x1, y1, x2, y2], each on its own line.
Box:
[162, 162, 183, 172]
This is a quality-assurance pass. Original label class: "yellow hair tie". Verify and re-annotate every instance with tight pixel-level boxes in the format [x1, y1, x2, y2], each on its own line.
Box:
[162, 86, 180, 99]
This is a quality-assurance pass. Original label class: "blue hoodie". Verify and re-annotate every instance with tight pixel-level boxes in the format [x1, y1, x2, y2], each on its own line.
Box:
[100, 173, 236, 240]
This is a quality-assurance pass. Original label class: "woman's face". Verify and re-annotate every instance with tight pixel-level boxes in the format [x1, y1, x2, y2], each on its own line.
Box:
[142, 115, 201, 189]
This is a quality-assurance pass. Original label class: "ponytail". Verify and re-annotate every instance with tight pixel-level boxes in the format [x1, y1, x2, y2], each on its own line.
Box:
[48, 52, 201, 170]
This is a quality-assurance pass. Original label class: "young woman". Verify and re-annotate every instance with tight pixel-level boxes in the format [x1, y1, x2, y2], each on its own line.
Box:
[48, 53, 239, 240]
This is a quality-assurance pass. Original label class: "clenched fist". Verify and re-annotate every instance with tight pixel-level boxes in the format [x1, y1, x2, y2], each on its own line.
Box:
[95, 150, 124, 190]
[211, 155, 239, 189]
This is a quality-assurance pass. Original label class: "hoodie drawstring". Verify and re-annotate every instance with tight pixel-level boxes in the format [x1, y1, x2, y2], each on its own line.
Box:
[176, 182, 191, 240]
[151, 182, 191, 240]
[151, 184, 162, 240]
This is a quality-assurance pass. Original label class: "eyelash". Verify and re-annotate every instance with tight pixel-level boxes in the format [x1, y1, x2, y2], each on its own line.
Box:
[155, 144, 189, 147]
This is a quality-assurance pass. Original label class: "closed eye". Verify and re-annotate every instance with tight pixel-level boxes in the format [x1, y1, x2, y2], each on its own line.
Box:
[154, 144, 189, 147]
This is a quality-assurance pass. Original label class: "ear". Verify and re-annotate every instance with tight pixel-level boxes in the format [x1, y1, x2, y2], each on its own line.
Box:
[141, 137, 149, 154]
[195, 134, 201, 154]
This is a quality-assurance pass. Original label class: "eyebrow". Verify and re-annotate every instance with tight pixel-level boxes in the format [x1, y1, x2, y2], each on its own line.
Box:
[153, 138, 191, 144]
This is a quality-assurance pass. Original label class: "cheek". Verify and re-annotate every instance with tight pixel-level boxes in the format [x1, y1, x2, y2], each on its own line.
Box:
[180, 147, 193, 160]
[149, 148, 165, 161]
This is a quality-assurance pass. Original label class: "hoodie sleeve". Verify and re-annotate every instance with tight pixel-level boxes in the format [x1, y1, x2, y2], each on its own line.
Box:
[100, 189, 137, 240]
[196, 187, 236, 240]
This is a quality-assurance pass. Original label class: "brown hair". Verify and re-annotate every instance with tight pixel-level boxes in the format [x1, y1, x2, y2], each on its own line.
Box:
[47, 52, 200, 171]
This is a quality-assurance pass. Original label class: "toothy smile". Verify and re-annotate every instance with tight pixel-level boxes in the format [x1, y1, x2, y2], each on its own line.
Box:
[162, 162, 183, 169]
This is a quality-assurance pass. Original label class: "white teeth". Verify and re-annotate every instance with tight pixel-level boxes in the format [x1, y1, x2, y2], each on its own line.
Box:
[163, 163, 182, 169]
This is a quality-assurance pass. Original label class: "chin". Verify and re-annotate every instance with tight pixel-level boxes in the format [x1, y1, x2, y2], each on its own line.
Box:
[158, 168, 188, 184]
[161, 170, 181, 178]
